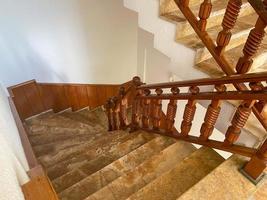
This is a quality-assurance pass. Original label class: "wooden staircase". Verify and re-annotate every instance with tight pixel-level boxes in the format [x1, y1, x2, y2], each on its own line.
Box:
[160, 0, 267, 77]
[24, 106, 265, 200]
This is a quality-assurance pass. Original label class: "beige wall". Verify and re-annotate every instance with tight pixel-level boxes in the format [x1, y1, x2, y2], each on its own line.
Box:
[0, 0, 138, 89]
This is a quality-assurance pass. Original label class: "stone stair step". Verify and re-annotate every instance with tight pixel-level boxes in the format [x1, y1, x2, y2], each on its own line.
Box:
[78, 107, 108, 128]
[127, 147, 224, 200]
[43, 130, 154, 176]
[60, 110, 104, 130]
[33, 133, 96, 157]
[85, 141, 196, 200]
[51, 131, 156, 193]
[177, 13, 258, 63]
[177, 156, 267, 200]
[45, 130, 138, 180]
[175, 1, 254, 39]
[58, 136, 176, 200]
[197, 37, 267, 78]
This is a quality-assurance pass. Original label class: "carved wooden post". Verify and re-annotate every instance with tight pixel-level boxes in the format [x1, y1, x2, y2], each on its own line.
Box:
[105, 99, 113, 131]
[181, 86, 199, 137]
[142, 89, 151, 129]
[153, 88, 163, 130]
[118, 87, 127, 129]
[243, 139, 267, 181]
[166, 87, 180, 133]
[216, 0, 242, 54]
[130, 76, 142, 132]
[200, 84, 226, 141]
[198, 0, 212, 31]
[236, 10, 267, 73]
[243, 80, 266, 180]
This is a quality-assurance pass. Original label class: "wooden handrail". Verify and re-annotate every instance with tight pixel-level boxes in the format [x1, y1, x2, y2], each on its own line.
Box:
[109, 74, 267, 182]
[139, 72, 267, 89]
[248, 0, 267, 24]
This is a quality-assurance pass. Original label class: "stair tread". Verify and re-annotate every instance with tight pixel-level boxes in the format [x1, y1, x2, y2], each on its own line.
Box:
[174, 1, 254, 39]
[197, 36, 267, 77]
[85, 141, 196, 200]
[44, 130, 153, 179]
[127, 147, 224, 200]
[178, 13, 257, 51]
[58, 136, 176, 200]
[51, 131, 156, 193]
[177, 155, 266, 200]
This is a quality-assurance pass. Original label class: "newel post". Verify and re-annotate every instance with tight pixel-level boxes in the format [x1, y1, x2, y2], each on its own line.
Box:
[242, 139, 267, 183]
[130, 76, 142, 132]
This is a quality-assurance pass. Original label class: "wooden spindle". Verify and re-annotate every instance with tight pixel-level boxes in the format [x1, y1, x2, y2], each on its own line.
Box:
[236, 18, 266, 74]
[166, 87, 180, 133]
[224, 102, 253, 145]
[198, 0, 212, 31]
[224, 82, 264, 145]
[180, 86, 199, 137]
[142, 89, 151, 129]
[216, 0, 242, 54]
[105, 99, 113, 131]
[130, 89, 142, 132]
[118, 87, 127, 128]
[153, 88, 163, 130]
[200, 84, 226, 141]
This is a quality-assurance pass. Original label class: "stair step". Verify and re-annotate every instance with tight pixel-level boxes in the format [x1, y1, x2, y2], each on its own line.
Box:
[127, 147, 224, 200]
[44, 131, 154, 179]
[78, 107, 108, 128]
[51, 131, 156, 193]
[197, 37, 267, 77]
[85, 141, 196, 200]
[175, 1, 254, 39]
[58, 136, 176, 200]
[177, 155, 266, 200]
[60, 110, 104, 130]
[33, 133, 95, 157]
[177, 13, 258, 63]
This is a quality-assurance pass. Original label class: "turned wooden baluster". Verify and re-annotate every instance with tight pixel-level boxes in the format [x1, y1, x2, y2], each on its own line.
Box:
[216, 0, 242, 54]
[224, 102, 253, 145]
[200, 84, 226, 141]
[118, 86, 127, 129]
[166, 87, 180, 133]
[224, 82, 263, 145]
[236, 0, 267, 73]
[198, 0, 212, 31]
[153, 88, 163, 130]
[105, 99, 113, 131]
[142, 89, 151, 129]
[181, 86, 199, 137]
[130, 76, 142, 132]
[111, 97, 119, 130]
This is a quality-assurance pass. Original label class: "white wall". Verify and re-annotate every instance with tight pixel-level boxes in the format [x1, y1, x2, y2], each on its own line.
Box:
[0, 0, 138, 89]
[0, 84, 29, 200]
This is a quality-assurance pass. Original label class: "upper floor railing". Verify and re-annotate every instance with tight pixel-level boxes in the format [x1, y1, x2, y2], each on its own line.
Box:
[106, 72, 267, 183]
[174, 0, 267, 132]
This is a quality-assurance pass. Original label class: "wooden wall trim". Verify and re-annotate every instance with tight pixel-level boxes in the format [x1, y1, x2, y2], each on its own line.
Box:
[8, 97, 38, 169]
[8, 80, 130, 121]
[22, 175, 59, 200]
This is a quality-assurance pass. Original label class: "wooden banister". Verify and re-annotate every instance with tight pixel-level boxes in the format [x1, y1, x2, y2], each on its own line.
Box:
[173, 0, 267, 133]
[110, 73, 267, 182]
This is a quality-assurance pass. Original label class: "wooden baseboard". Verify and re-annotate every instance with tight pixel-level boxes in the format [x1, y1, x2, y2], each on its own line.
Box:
[22, 175, 59, 200]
